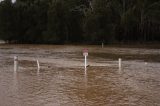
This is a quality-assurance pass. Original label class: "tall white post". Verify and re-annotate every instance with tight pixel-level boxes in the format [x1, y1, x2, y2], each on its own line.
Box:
[102, 42, 104, 48]
[119, 58, 122, 71]
[14, 56, 18, 72]
[85, 55, 87, 71]
[83, 49, 88, 71]
[37, 60, 40, 71]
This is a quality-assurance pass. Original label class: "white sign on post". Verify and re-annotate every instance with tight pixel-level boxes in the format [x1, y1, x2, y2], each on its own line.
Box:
[83, 49, 88, 56]
[83, 49, 88, 70]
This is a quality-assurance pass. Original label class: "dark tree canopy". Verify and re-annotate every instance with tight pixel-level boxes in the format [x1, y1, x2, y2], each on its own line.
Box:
[0, 0, 160, 44]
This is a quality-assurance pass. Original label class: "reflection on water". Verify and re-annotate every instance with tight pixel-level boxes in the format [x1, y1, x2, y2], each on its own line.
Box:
[37, 68, 40, 75]
[84, 69, 88, 93]
[0, 45, 160, 106]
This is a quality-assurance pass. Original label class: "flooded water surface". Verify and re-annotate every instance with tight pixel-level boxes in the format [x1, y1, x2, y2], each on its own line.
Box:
[0, 45, 160, 106]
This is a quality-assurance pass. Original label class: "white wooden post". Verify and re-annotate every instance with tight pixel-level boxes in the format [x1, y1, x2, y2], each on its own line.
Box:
[37, 60, 40, 71]
[85, 55, 87, 70]
[102, 42, 104, 48]
[14, 56, 18, 72]
[83, 49, 88, 71]
[119, 58, 122, 71]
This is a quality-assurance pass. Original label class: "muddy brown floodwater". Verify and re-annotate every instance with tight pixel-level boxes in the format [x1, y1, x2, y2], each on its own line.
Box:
[0, 44, 160, 106]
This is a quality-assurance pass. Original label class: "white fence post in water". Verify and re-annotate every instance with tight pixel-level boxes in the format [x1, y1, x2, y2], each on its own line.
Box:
[83, 49, 88, 71]
[102, 42, 104, 48]
[119, 58, 122, 71]
[85, 55, 87, 70]
[14, 56, 18, 72]
[37, 60, 40, 71]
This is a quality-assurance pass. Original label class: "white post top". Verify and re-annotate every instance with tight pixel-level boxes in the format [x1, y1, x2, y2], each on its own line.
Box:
[83, 49, 88, 56]
[14, 56, 18, 61]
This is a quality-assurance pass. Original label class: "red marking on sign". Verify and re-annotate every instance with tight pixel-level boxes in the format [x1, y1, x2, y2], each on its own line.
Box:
[83, 49, 88, 53]
[83, 49, 88, 56]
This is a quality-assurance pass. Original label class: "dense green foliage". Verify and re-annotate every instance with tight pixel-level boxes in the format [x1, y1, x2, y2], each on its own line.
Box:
[0, 0, 160, 44]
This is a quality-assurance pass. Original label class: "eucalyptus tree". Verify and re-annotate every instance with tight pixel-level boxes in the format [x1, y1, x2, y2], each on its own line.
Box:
[46, 0, 85, 43]
[0, 0, 160, 44]
[107, 0, 160, 42]
[13, 0, 50, 43]
[0, 0, 15, 42]
[84, 0, 118, 43]
[135, 0, 160, 41]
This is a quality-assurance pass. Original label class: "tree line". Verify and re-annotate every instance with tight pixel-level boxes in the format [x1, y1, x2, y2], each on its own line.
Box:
[0, 0, 160, 44]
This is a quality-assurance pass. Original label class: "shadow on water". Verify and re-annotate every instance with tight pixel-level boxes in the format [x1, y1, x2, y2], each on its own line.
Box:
[84, 68, 88, 90]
